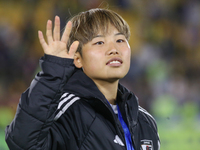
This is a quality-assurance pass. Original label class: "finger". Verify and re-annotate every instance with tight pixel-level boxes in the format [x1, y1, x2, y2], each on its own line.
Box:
[61, 21, 72, 43]
[53, 16, 60, 41]
[68, 41, 79, 58]
[38, 30, 48, 52]
[46, 20, 53, 44]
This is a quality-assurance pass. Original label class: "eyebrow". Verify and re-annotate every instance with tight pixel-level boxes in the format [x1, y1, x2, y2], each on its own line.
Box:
[115, 33, 124, 36]
[93, 33, 124, 39]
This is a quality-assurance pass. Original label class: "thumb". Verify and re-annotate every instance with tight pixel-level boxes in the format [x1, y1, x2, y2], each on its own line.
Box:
[68, 41, 79, 58]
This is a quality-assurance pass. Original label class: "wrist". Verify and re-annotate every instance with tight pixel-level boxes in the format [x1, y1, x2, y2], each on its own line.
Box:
[43, 54, 74, 67]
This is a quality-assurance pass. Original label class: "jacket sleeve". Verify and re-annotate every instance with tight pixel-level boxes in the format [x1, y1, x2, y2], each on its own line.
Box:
[5, 54, 76, 150]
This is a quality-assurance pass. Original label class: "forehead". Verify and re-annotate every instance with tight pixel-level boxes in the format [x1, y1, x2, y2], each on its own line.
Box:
[93, 24, 124, 38]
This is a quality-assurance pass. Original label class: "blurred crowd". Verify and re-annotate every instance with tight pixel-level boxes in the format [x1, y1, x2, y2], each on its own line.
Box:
[0, 0, 200, 149]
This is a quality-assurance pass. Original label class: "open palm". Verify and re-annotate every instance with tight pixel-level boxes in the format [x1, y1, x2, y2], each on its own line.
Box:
[38, 16, 79, 58]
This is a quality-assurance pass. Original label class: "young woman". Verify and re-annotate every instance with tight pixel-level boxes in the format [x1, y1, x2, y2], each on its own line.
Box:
[6, 8, 160, 150]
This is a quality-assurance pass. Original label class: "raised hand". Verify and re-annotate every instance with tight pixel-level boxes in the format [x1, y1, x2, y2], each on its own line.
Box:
[38, 16, 79, 58]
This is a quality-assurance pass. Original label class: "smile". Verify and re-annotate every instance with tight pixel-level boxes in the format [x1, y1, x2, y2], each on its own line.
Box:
[106, 58, 123, 66]
[109, 60, 121, 64]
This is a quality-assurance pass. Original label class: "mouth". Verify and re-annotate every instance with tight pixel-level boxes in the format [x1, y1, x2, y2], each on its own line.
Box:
[106, 58, 123, 66]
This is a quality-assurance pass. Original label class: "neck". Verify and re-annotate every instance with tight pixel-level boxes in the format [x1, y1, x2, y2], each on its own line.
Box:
[93, 80, 119, 105]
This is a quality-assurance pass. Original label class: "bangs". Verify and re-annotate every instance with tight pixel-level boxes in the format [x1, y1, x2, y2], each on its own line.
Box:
[67, 8, 130, 54]
[86, 10, 130, 40]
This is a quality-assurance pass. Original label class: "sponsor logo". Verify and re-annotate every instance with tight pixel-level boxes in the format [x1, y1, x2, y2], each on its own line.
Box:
[114, 135, 125, 146]
[141, 140, 153, 150]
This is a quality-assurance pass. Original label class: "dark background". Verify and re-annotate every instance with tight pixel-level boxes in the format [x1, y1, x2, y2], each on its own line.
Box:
[0, 0, 200, 149]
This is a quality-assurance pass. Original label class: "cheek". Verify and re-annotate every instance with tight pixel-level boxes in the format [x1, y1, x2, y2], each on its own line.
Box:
[82, 53, 101, 70]
[123, 47, 131, 60]
[123, 48, 131, 70]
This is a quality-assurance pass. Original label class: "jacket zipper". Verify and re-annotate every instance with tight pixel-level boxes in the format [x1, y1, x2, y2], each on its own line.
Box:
[125, 102, 136, 150]
[96, 98, 127, 149]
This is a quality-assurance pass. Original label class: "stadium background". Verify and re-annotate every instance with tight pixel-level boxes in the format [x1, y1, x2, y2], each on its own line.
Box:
[0, 0, 200, 149]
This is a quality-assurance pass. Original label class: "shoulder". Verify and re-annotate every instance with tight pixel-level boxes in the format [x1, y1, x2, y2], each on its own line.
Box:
[54, 92, 95, 121]
[138, 106, 158, 131]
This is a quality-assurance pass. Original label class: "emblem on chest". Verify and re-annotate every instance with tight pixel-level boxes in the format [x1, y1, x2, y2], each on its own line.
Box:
[141, 140, 153, 150]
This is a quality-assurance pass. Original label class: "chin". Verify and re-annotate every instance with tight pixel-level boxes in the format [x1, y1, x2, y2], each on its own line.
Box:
[111, 70, 129, 79]
[107, 75, 126, 82]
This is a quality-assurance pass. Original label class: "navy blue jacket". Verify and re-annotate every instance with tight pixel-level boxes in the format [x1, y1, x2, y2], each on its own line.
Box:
[5, 54, 160, 150]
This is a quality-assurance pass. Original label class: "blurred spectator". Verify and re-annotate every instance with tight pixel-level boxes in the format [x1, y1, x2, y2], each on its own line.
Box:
[0, 0, 200, 149]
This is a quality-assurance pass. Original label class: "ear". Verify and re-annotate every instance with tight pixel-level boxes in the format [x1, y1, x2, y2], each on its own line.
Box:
[74, 52, 83, 68]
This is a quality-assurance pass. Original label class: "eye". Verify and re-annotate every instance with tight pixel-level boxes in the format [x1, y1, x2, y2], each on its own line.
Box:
[94, 41, 104, 45]
[116, 39, 125, 43]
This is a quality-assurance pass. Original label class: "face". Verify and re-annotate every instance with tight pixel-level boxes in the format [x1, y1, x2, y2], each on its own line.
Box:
[74, 25, 131, 83]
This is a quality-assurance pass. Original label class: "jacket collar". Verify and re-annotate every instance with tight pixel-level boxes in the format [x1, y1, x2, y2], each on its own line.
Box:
[64, 69, 139, 125]
[64, 69, 106, 100]
[117, 85, 139, 127]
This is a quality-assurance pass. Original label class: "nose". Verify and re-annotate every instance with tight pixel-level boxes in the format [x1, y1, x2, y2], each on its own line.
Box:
[109, 49, 119, 55]
[107, 43, 119, 55]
